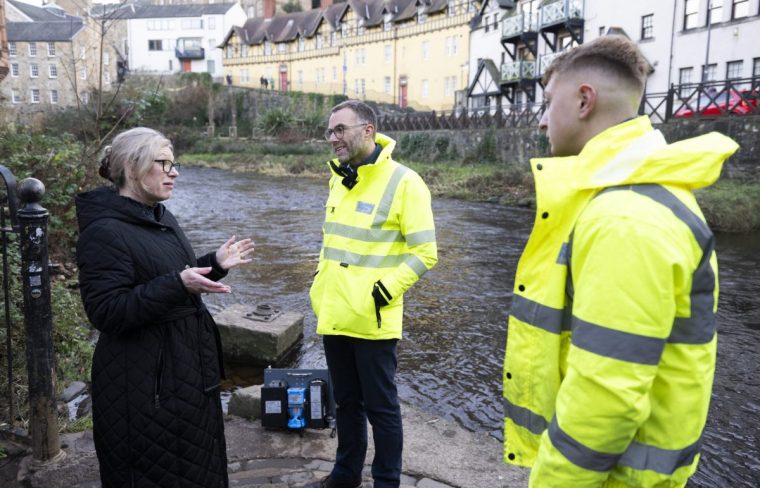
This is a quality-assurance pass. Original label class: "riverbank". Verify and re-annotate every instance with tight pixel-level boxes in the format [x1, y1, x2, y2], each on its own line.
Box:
[181, 143, 760, 233]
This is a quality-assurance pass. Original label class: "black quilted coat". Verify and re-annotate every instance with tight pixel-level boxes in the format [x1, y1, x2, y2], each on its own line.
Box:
[76, 187, 229, 488]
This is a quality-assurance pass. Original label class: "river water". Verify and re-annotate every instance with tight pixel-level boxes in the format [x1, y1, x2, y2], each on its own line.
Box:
[167, 167, 759, 487]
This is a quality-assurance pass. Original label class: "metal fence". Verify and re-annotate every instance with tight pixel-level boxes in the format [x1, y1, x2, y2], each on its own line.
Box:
[378, 77, 760, 132]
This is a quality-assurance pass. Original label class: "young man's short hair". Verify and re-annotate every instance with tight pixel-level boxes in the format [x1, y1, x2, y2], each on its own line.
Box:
[542, 36, 649, 94]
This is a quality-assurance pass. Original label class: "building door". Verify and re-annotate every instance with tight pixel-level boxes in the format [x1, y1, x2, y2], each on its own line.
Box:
[279, 64, 288, 91]
[182, 60, 191, 72]
[398, 76, 408, 108]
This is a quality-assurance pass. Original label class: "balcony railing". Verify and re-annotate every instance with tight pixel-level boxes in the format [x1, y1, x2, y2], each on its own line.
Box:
[175, 47, 205, 60]
[539, 50, 565, 74]
[501, 12, 539, 39]
[500, 60, 537, 83]
[540, 0, 583, 27]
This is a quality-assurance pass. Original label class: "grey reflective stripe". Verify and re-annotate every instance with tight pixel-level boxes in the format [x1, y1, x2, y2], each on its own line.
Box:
[556, 241, 570, 265]
[509, 294, 571, 335]
[503, 397, 548, 435]
[571, 316, 666, 365]
[406, 229, 436, 246]
[324, 222, 403, 243]
[372, 165, 409, 227]
[404, 254, 429, 277]
[619, 436, 701, 474]
[599, 184, 716, 345]
[550, 415, 702, 474]
[323, 247, 406, 268]
[548, 417, 621, 472]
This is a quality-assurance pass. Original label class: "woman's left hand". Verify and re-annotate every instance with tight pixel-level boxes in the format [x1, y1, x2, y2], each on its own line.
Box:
[216, 235, 255, 270]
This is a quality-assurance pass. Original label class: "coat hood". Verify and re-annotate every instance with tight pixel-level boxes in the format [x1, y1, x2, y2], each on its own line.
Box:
[535, 116, 739, 192]
[76, 186, 166, 233]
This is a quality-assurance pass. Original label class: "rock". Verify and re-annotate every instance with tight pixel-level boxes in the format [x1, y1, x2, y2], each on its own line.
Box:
[228, 384, 263, 420]
[61, 382, 87, 403]
[213, 304, 304, 366]
[76, 396, 92, 418]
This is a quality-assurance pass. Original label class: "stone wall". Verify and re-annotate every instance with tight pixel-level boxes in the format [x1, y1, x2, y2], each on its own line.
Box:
[386, 115, 760, 178]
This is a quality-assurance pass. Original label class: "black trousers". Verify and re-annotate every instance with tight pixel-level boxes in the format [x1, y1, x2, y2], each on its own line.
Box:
[323, 335, 402, 488]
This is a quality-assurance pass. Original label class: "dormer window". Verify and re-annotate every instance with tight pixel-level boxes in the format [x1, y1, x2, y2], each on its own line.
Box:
[417, 5, 427, 24]
[341, 21, 348, 37]
[316, 33, 324, 49]
[448, 0, 456, 16]
[357, 19, 365, 35]
[384, 13, 392, 31]
[298, 37, 305, 52]
[264, 40, 272, 55]
[331, 30, 337, 46]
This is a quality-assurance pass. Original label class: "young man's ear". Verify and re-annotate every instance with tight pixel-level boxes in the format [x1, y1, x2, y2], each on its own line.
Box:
[578, 83, 598, 119]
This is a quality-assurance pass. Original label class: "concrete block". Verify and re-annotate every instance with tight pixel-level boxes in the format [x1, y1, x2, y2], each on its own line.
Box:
[61, 381, 87, 402]
[214, 304, 304, 365]
[228, 384, 263, 420]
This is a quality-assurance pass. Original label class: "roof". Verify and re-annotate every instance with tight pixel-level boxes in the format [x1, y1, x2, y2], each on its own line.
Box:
[115, 3, 238, 20]
[388, 0, 419, 23]
[323, 2, 349, 29]
[6, 0, 84, 42]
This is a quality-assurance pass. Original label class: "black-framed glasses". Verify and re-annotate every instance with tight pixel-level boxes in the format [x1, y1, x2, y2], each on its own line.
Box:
[154, 159, 180, 174]
[324, 123, 367, 141]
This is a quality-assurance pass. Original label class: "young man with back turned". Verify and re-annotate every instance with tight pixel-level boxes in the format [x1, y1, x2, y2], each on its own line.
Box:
[502, 36, 739, 487]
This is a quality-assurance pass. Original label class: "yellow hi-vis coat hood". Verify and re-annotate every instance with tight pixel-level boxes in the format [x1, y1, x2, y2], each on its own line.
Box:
[503, 116, 738, 487]
[310, 132, 437, 340]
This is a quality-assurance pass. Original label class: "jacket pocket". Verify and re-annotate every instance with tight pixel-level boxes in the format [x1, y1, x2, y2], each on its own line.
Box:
[321, 264, 379, 335]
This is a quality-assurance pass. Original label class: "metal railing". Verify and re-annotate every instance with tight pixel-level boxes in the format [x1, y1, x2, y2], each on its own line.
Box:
[539, 51, 565, 75]
[501, 11, 539, 38]
[500, 60, 537, 83]
[641, 77, 760, 123]
[378, 103, 544, 131]
[540, 0, 583, 27]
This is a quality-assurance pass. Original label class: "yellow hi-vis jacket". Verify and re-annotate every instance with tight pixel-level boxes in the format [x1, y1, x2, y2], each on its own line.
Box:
[310, 132, 437, 340]
[503, 116, 739, 487]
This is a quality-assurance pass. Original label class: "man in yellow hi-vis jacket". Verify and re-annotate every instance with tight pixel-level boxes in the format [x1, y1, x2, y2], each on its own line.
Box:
[308, 100, 437, 488]
[503, 36, 739, 487]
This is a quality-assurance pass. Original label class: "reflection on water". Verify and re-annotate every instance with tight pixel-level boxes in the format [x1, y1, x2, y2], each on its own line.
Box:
[167, 167, 759, 487]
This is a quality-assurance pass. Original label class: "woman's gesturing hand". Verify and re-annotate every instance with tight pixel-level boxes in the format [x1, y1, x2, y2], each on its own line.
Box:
[215, 235, 255, 270]
[180, 267, 232, 294]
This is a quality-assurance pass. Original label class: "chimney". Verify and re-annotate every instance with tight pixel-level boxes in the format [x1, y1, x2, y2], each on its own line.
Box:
[263, 0, 276, 18]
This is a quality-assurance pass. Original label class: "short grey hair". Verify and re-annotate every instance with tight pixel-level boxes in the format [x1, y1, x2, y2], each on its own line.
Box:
[100, 127, 172, 189]
[330, 100, 377, 129]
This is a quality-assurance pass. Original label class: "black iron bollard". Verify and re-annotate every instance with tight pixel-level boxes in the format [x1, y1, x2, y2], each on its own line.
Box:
[18, 178, 62, 462]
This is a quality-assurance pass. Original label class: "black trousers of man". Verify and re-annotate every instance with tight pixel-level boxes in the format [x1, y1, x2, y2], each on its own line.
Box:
[323, 335, 402, 488]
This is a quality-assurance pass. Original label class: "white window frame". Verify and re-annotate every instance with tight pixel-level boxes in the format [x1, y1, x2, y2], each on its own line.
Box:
[11, 89, 21, 104]
[47, 42, 56, 56]
[30, 63, 39, 78]
[80, 66, 87, 80]
[50, 90, 59, 104]
[9, 42, 16, 57]
[421, 79, 429, 98]
[29, 43, 37, 57]
[31, 88, 40, 104]
[49, 64, 58, 78]
[10, 63, 19, 77]
[422, 41, 429, 61]
[384, 45, 392, 64]
[104, 52, 110, 65]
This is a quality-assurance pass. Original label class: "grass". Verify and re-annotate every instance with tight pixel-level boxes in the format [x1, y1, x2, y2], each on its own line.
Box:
[182, 143, 760, 233]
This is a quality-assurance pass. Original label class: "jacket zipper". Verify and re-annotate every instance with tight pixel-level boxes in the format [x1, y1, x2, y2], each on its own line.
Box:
[154, 345, 164, 409]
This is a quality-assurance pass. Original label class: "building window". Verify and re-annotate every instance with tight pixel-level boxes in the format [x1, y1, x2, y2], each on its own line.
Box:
[708, 0, 723, 24]
[316, 33, 323, 49]
[50, 90, 59, 104]
[104, 52, 110, 65]
[47, 42, 56, 56]
[298, 37, 305, 52]
[384, 76, 391, 95]
[731, 0, 748, 19]
[31, 88, 40, 104]
[448, 0, 456, 16]
[297, 70, 303, 85]
[11, 89, 21, 103]
[49, 64, 58, 78]
[421, 79, 429, 98]
[360, 78, 365, 97]
[417, 5, 427, 23]
[484, 15, 490, 33]
[726, 60, 743, 79]
[357, 19, 365, 36]
[341, 22, 348, 37]
[9, 42, 16, 56]
[421, 41, 429, 61]
[29, 42, 37, 57]
[444, 76, 456, 97]
[641, 14, 654, 40]
[10, 63, 19, 77]
[148, 40, 163, 51]
[333, 66, 337, 81]
[264, 41, 272, 55]
[385, 45, 392, 64]
[702, 63, 717, 82]
[598, 26, 605, 36]
[384, 13, 392, 31]
[446, 36, 457, 56]
[208, 16, 216, 30]
[331, 31, 337, 46]
[81, 92, 89, 105]
[80, 47, 86, 59]
[181, 19, 203, 29]
[754, 57, 760, 79]
[81, 67, 87, 80]
[169, 60, 173, 71]
[277, 43, 287, 53]
[30, 63, 39, 78]
[684, 0, 699, 29]
[679, 67, 693, 85]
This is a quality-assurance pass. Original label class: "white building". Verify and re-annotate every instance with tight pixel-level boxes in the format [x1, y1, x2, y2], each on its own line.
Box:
[467, 0, 760, 112]
[116, 3, 246, 77]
